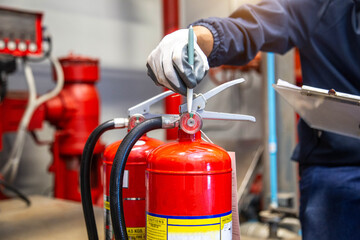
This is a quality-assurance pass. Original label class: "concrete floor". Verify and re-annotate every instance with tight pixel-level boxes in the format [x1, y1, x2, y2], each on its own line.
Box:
[0, 196, 104, 240]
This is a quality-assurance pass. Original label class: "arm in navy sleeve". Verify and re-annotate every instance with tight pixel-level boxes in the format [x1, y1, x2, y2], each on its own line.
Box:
[192, 0, 323, 67]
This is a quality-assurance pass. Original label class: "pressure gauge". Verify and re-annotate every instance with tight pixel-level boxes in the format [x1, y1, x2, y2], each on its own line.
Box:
[179, 112, 202, 134]
[128, 114, 145, 130]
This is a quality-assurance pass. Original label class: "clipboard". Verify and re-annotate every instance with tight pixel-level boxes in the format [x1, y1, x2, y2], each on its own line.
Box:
[273, 79, 360, 139]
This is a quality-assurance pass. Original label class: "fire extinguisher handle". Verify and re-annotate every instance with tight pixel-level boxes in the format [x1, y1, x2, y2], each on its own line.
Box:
[198, 110, 256, 122]
[128, 90, 174, 118]
[180, 78, 246, 113]
[202, 78, 245, 101]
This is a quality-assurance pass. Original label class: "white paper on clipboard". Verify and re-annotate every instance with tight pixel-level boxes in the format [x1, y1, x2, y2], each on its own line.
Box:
[274, 79, 360, 139]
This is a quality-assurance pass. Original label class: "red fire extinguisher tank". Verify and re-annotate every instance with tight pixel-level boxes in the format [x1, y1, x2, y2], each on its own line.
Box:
[103, 135, 164, 240]
[146, 130, 233, 240]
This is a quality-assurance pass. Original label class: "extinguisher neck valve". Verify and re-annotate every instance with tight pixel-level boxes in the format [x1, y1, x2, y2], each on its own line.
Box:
[161, 115, 180, 129]
[178, 129, 201, 141]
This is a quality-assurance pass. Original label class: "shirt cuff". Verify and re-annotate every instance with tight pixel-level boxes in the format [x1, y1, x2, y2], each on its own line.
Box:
[191, 18, 225, 67]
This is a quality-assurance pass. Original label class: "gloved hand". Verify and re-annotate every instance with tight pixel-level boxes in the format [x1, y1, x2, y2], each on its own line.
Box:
[146, 29, 209, 95]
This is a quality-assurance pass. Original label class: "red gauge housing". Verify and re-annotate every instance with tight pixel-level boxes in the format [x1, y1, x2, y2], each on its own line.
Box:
[146, 129, 233, 239]
[103, 135, 164, 240]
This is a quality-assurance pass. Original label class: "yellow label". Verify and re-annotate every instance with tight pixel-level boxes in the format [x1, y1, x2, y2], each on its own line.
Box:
[104, 200, 110, 211]
[146, 214, 167, 240]
[127, 227, 146, 240]
[146, 212, 232, 240]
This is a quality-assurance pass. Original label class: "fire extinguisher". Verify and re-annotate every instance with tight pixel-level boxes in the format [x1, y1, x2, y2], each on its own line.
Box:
[109, 79, 256, 240]
[146, 127, 232, 239]
[80, 90, 174, 240]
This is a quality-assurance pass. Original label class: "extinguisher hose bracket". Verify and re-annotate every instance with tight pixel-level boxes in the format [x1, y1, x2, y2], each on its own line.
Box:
[161, 115, 180, 129]
[114, 118, 129, 128]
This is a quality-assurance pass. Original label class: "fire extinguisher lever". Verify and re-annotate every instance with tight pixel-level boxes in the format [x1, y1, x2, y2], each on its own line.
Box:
[128, 90, 174, 119]
[202, 78, 245, 102]
[198, 110, 256, 122]
[179, 78, 256, 123]
[180, 78, 245, 113]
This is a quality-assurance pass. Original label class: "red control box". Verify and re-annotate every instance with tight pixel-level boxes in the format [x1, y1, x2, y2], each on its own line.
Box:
[0, 7, 43, 57]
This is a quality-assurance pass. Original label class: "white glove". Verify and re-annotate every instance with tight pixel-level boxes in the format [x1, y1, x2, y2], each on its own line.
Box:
[146, 29, 209, 95]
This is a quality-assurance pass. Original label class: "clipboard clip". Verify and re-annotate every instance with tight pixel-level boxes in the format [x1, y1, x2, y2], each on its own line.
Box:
[328, 89, 337, 96]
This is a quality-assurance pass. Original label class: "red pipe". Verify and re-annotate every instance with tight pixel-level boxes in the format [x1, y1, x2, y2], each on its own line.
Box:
[163, 0, 179, 36]
[163, 0, 182, 140]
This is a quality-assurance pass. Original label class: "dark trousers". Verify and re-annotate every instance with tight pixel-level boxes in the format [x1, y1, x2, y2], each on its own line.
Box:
[299, 165, 360, 240]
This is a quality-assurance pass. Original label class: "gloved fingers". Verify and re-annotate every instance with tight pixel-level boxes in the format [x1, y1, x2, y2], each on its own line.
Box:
[146, 44, 164, 87]
[162, 44, 184, 90]
[173, 57, 197, 89]
[165, 72, 187, 95]
[161, 60, 187, 95]
[146, 63, 161, 86]
[160, 62, 187, 95]
[147, 45, 175, 89]
[172, 43, 209, 88]
[147, 55, 187, 95]
[146, 29, 196, 95]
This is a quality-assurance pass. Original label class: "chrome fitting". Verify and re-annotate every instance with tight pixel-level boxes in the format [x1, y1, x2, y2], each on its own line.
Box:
[114, 118, 129, 128]
[162, 115, 180, 129]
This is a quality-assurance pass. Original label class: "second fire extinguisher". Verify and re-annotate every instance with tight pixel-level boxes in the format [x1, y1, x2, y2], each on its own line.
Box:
[80, 90, 174, 240]
[103, 133, 163, 239]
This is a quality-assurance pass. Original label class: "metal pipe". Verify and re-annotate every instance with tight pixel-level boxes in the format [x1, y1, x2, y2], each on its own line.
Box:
[267, 52, 278, 208]
[163, 0, 182, 140]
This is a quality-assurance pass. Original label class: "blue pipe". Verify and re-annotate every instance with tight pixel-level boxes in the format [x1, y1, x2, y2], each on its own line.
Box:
[267, 52, 278, 208]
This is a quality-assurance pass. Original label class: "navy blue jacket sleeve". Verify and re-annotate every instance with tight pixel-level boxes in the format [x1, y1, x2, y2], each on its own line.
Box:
[192, 0, 324, 67]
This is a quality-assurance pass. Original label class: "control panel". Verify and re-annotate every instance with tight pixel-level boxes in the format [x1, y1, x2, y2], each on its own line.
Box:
[0, 7, 43, 57]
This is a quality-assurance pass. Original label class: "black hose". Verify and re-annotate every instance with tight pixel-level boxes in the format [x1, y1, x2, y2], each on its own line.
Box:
[0, 71, 7, 102]
[110, 117, 163, 240]
[0, 178, 31, 206]
[81, 120, 115, 240]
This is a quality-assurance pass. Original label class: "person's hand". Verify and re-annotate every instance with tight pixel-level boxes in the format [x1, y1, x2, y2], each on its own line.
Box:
[146, 29, 209, 95]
